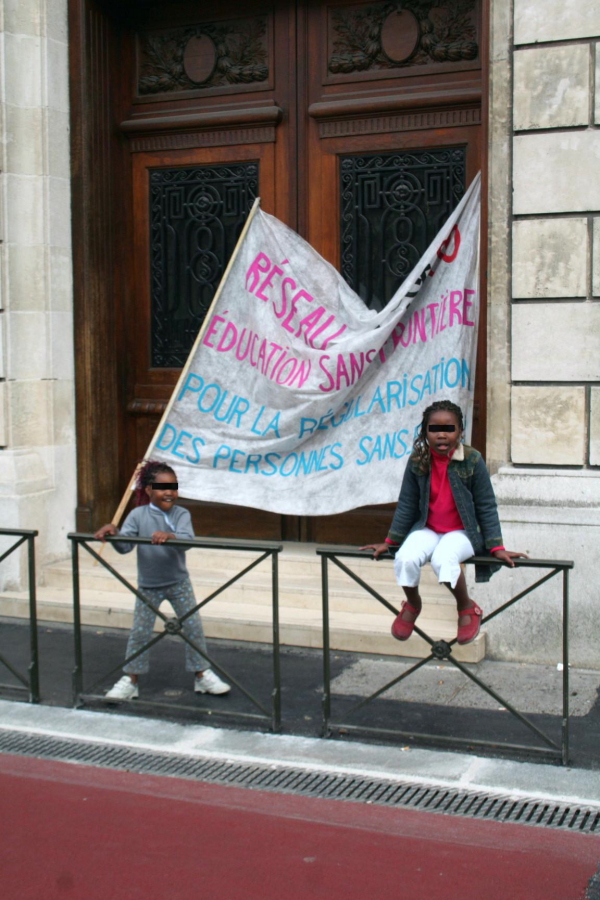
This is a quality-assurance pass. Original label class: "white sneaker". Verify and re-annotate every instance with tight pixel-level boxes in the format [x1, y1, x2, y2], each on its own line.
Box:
[105, 675, 139, 700]
[194, 669, 231, 695]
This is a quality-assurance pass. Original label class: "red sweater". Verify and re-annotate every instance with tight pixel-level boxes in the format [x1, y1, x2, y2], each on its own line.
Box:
[426, 447, 464, 533]
[384, 446, 505, 552]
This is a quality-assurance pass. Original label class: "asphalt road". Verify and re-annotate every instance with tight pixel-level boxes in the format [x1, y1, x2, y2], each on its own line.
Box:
[1, 752, 599, 900]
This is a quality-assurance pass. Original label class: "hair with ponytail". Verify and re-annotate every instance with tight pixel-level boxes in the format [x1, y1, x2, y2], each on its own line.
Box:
[134, 459, 176, 506]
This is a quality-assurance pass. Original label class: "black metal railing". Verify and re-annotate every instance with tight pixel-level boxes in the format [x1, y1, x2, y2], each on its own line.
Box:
[68, 533, 282, 731]
[0, 528, 39, 703]
[318, 548, 573, 765]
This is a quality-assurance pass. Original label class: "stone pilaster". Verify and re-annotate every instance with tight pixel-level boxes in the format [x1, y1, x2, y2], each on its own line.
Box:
[0, 0, 75, 587]
[485, 0, 600, 667]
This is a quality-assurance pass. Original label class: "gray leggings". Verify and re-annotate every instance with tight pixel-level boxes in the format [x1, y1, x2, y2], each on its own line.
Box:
[123, 577, 209, 675]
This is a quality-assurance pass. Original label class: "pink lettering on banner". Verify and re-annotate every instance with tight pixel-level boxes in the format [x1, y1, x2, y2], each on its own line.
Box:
[427, 302, 439, 334]
[320, 323, 347, 349]
[448, 290, 476, 327]
[274, 277, 296, 319]
[306, 313, 336, 346]
[201, 309, 313, 390]
[202, 313, 226, 348]
[245, 250, 347, 350]
[464, 289, 476, 326]
[375, 284, 478, 368]
[399, 321, 411, 348]
[296, 306, 326, 343]
[256, 264, 285, 302]
[245, 253, 271, 293]
[281, 289, 313, 334]
[216, 322, 238, 353]
[317, 349, 379, 393]
[413, 309, 427, 343]
[449, 291, 463, 327]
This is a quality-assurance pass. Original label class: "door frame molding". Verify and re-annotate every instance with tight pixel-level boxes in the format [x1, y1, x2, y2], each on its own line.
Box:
[69, 0, 489, 533]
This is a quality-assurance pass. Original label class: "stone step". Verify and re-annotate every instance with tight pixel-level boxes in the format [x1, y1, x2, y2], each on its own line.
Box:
[40, 565, 457, 618]
[44, 545, 452, 603]
[71, 542, 401, 580]
[0, 587, 485, 664]
[53, 542, 411, 583]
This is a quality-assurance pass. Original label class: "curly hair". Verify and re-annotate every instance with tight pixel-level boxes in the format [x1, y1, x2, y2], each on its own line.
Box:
[412, 400, 464, 472]
[134, 459, 176, 506]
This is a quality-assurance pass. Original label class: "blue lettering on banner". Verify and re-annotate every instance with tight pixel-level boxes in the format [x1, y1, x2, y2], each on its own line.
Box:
[157, 423, 205, 464]
[177, 372, 251, 429]
[296, 359, 470, 439]
[355, 430, 410, 466]
[210, 443, 345, 476]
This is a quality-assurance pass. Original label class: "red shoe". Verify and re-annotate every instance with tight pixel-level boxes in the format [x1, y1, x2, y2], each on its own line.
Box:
[391, 601, 421, 641]
[457, 604, 482, 645]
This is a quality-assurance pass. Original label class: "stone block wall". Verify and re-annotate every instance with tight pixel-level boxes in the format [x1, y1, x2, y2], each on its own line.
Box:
[512, 4, 599, 465]
[0, 0, 75, 586]
[483, 0, 600, 667]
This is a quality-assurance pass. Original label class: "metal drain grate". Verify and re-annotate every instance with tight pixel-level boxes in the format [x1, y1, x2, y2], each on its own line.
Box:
[1, 728, 599, 834]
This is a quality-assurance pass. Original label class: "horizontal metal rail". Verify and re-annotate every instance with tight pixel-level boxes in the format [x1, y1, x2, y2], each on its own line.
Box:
[0, 528, 39, 703]
[68, 533, 282, 731]
[317, 547, 573, 765]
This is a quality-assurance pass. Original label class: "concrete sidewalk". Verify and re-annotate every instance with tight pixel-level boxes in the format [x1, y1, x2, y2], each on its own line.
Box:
[1, 698, 600, 809]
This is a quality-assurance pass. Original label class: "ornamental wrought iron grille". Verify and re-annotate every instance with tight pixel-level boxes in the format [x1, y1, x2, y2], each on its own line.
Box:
[150, 163, 258, 368]
[340, 148, 466, 311]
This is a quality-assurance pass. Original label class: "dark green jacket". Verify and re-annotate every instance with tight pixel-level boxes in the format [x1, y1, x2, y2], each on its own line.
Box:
[387, 444, 503, 582]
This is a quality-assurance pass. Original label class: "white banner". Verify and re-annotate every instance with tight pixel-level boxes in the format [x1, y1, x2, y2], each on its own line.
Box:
[149, 173, 481, 515]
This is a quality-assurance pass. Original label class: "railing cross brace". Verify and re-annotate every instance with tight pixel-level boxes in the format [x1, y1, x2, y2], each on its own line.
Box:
[318, 547, 573, 765]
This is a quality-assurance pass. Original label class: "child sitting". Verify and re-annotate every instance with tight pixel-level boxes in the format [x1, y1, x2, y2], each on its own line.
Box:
[361, 400, 528, 644]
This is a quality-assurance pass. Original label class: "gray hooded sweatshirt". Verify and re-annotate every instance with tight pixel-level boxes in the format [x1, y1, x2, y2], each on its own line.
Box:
[114, 504, 195, 588]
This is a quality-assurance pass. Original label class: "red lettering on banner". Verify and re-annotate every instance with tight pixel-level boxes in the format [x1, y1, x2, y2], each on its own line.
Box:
[437, 225, 461, 263]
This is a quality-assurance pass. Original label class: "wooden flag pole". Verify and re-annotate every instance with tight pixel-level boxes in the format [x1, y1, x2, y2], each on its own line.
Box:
[105, 195, 262, 534]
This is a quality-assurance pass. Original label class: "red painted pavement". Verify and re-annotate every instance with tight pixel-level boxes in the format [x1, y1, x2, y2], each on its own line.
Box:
[0, 753, 597, 900]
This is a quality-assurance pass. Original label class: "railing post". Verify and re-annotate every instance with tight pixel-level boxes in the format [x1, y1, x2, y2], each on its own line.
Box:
[27, 534, 40, 703]
[71, 538, 83, 706]
[321, 553, 331, 736]
[562, 567, 570, 766]
[271, 550, 281, 733]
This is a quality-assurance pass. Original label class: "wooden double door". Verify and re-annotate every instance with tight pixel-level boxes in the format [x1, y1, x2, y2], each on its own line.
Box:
[72, 0, 485, 541]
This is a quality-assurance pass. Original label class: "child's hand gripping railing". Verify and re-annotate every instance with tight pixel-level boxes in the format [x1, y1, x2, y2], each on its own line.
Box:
[317, 547, 573, 765]
[0, 528, 39, 703]
[68, 533, 283, 731]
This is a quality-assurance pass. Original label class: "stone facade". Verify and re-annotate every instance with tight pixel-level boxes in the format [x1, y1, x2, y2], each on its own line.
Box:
[481, 0, 600, 667]
[0, 0, 599, 669]
[0, 0, 75, 586]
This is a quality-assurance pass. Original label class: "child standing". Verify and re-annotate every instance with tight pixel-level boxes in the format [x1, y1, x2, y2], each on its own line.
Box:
[95, 460, 230, 700]
[361, 400, 528, 645]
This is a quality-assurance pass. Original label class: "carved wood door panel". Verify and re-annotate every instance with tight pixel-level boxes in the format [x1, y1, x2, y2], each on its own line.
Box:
[300, 0, 485, 543]
[304, 127, 482, 544]
[119, 0, 297, 540]
[126, 144, 282, 538]
[114, 0, 484, 542]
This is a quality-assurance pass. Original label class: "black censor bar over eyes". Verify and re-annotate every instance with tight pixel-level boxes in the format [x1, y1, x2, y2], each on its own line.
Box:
[151, 483, 178, 490]
[427, 425, 457, 433]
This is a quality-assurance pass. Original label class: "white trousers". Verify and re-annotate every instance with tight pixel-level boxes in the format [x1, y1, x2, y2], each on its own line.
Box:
[393, 528, 475, 590]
